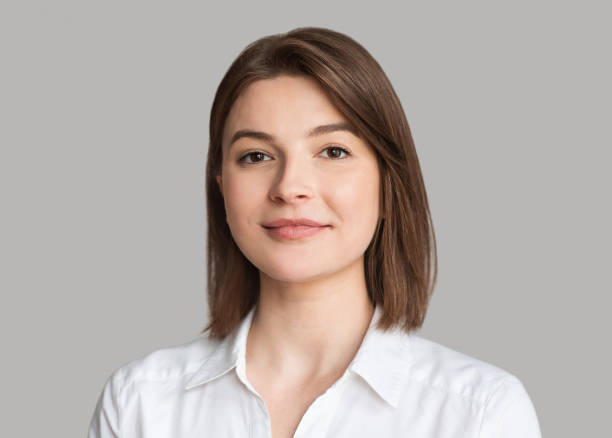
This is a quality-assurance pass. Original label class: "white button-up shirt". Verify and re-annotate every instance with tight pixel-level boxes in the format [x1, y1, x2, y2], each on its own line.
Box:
[88, 304, 541, 437]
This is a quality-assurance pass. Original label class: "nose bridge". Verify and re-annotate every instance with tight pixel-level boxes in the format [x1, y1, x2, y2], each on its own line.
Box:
[270, 150, 314, 202]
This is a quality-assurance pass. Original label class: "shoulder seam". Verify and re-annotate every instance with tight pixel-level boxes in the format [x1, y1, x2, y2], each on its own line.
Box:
[115, 367, 130, 436]
[405, 374, 499, 407]
[117, 339, 218, 384]
[112, 360, 205, 433]
[476, 375, 517, 438]
[124, 365, 205, 383]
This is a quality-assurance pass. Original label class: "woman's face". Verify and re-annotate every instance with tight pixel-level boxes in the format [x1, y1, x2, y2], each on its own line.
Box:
[217, 75, 381, 283]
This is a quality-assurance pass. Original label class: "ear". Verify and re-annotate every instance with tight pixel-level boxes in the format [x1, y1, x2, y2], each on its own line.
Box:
[216, 175, 223, 197]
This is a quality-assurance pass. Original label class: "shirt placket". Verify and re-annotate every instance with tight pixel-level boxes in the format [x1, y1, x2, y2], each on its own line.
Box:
[292, 370, 350, 438]
[240, 365, 351, 438]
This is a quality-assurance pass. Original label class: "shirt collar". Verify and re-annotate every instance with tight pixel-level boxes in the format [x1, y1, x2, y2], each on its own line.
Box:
[184, 304, 414, 408]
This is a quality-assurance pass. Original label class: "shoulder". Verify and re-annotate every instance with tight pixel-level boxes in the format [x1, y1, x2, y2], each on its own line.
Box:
[407, 334, 525, 407]
[107, 334, 221, 390]
[88, 334, 223, 437]
[398, 335, 541, 437]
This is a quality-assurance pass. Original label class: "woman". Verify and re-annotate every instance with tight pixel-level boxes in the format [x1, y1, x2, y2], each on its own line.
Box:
[88, 27, 541, 437]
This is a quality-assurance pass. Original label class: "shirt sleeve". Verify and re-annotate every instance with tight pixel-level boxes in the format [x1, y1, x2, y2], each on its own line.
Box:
[478, 375, 542, 438]
[87, 368, 125, 438]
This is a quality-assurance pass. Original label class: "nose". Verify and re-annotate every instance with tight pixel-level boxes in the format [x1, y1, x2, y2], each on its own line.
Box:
[268, 155, 315, 204]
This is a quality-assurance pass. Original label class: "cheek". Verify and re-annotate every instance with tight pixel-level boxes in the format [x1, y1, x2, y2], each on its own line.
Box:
[331, 169, 380, 221]
[223, 178, 260, 228]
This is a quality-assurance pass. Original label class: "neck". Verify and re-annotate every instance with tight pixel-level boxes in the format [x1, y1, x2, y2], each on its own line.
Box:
[245, 256, 375, 383]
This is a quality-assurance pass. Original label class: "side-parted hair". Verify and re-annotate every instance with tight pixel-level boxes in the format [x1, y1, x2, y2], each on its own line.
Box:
[202, 26, 437, 340]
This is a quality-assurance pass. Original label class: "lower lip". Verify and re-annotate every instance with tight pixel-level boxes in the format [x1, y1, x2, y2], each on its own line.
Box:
[263, 225, 330, 240]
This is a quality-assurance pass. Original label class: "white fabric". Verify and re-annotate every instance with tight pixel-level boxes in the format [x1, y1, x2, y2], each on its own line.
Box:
[88, 304, 541, 437]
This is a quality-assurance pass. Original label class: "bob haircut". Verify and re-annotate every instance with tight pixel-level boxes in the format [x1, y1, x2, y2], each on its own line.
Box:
[202, 26, 437, 340]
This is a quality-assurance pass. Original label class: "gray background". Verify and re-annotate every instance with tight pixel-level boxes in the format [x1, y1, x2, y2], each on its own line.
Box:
[1, 1, 610, 436]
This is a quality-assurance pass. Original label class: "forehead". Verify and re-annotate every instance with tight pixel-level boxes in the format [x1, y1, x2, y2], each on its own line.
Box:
[223, 75, 348, 143]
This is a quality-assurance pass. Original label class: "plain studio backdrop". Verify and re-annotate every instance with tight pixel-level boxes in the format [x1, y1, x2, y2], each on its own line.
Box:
[1, 1, 610, 436]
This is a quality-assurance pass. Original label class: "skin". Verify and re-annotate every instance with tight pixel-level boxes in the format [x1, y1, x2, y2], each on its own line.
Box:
[216, 75, 380, 400]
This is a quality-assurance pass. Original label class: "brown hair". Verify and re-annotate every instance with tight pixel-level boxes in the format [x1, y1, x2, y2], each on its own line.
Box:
[202, 26, 437, 339]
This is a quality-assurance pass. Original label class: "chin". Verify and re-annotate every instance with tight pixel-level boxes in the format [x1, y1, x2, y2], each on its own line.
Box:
[257, 262, 334, 284]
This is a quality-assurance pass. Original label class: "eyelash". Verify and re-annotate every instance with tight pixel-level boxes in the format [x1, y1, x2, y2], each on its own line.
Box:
[237, 145, 352, 164]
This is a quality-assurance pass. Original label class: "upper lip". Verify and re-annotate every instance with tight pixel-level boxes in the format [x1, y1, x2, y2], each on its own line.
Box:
[262, 218, 329, 228]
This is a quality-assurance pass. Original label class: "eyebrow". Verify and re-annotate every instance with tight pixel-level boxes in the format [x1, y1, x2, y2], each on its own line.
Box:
[228, 122, 360, 149]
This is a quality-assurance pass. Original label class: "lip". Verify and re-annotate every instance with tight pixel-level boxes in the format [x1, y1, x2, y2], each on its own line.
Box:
[263, 224, 330, 240]
[262, 217, 328, 228]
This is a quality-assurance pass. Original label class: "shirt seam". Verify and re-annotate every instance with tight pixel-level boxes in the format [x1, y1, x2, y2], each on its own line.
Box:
[115, 369, 129, 436]
[119, 351, 218, 384]
[405, 374, 498, 408]
[123, 368, 205, 384]
[114, 362, 214, 435]
[476, 375, 516, 438]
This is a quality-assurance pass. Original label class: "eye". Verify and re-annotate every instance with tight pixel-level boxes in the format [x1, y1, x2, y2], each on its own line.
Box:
[237, 145, 351, 165]
[320, 145, 351, 159]
[237, 151, 272, 164]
